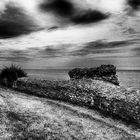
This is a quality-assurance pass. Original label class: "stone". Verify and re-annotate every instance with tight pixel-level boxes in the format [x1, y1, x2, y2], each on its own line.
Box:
[68, 65, 119, 85]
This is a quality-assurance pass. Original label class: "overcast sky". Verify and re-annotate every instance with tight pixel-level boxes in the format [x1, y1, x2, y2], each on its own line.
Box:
[0, 0, 140, 70]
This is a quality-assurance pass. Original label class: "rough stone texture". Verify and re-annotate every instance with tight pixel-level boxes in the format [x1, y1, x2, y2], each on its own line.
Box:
[68, 65, 119, 85]
[15, 78, 140, 126]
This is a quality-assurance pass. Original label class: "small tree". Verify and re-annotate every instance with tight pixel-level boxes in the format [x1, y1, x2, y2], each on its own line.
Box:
[0, 64, 27, 87]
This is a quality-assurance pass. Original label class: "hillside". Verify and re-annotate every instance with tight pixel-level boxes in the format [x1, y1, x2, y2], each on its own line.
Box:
[0, 87, 139, 140]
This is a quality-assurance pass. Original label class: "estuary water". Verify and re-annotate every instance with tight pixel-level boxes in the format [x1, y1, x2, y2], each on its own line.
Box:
[26, 69, 140, 89]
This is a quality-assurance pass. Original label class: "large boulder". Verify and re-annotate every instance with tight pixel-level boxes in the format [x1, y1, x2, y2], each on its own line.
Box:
[68, 65, 119, 85]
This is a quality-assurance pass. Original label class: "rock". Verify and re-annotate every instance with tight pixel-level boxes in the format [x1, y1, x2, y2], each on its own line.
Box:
[68, 65, 119, 85]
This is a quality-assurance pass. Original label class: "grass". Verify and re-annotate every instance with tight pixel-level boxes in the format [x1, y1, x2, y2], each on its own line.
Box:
[0, 88, 136, 139]
[0, 64, 27, 87]
[15, 77, 140, 126]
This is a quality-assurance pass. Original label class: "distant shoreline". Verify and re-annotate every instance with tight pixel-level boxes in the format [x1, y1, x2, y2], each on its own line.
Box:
[0, 68, 140, 72]
[23, 68, 140, 89]
[23, 69, 140, 72]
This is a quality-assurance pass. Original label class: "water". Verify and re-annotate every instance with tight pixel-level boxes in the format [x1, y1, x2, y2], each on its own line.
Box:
[25, 69, 140, 89]
[26, 69, 70, 81]
[117, 70, 140, 89]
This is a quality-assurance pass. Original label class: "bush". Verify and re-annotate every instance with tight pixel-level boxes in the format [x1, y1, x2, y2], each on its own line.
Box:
[0, 64, 27, 87]
[15, 78, 140, 126]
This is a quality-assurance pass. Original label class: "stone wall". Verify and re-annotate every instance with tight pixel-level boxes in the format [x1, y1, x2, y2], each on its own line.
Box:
[68, 65, 119, 85]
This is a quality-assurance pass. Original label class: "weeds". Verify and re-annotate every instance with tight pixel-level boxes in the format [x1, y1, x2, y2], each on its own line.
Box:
[0, 64, 27, 87]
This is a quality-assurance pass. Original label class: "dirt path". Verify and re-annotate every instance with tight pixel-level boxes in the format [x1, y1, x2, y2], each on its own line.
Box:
[0, 88, 139, 140]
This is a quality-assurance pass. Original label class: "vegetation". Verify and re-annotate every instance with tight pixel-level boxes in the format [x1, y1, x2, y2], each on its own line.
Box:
[0, 87, 135, 139]
[15, 78, 140, 126]
[0, 64, 27, 87]
[1, 64, 140, 127]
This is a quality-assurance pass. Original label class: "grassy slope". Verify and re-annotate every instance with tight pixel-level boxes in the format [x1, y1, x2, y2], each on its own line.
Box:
[0, 88, 139, 140]
[15, 78, 140, 125]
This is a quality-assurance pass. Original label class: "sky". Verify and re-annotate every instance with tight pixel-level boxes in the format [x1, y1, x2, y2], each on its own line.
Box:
[0, 0, 140, 70]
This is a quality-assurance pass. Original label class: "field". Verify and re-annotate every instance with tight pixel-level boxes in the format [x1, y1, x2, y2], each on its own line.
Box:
[15, 78, 140, 126]
[0, 87, 138, 139]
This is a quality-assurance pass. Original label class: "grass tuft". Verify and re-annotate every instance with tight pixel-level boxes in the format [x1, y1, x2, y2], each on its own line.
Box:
[0, 64, 27, 87]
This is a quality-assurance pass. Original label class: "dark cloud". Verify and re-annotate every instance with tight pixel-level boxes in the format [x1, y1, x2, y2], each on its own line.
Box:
[70, 40, 133, 56]
[132, 47, 140, 55]
[48, 26, 59, 31]
[0, 56, 29, 62]
[40, 0, 75, 17]
[35, 40, 132, 58]
[0, 50, 31, 62]
[40, 0, 109, 25]
[67, 57, 112, 68]
[128, 0, 140, 10]
[71, 10, 109, 24]
[84, 40, 132, 49]
[38, 46, 66, 58]
[0, 3, 38, 39]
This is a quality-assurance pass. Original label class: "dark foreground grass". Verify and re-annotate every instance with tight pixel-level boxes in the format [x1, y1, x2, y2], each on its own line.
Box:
[6, 111, 61, 140]
[15, 78, 140, 127]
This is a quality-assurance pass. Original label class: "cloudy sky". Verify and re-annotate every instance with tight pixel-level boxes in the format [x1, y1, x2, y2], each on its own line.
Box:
[0, 0, 140, 70]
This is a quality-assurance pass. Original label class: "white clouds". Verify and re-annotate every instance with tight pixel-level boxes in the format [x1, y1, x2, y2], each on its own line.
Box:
[100, 0, 126, 13]
[0, 0, 45, 28]
[84, 0, 126, 14]
[0, 0, 128, 30]
[0, 0, 138, 47]
[14, 0, 49, 27]
[0, 22, 126, 50]
[0, 0, 125, 27]
[0, 0, 139, 70]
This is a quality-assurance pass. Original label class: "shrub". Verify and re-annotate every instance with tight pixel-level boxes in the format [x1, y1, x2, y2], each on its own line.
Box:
[15, 78, 140, 126]
[0, 64, 27, 87]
